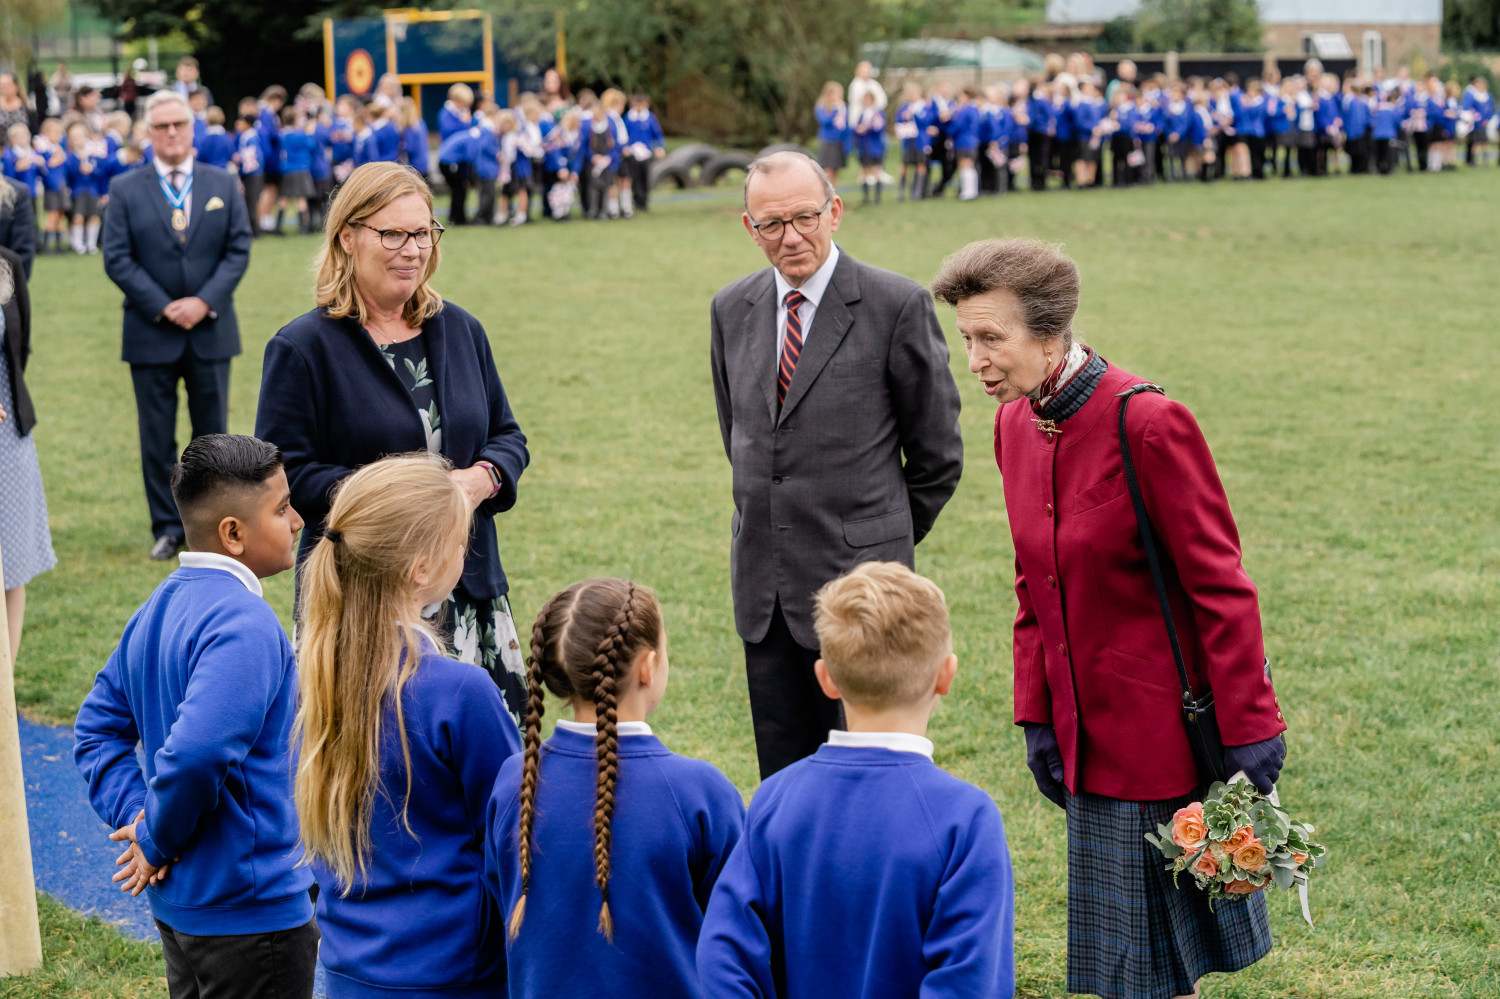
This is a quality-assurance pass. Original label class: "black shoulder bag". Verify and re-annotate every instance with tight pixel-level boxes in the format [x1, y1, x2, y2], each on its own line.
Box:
[1117, 384, 1229, 787]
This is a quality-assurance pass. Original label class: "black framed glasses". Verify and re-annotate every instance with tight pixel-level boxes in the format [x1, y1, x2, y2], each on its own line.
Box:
[748, 199, 831, 241]
[349, 219, 446, 250]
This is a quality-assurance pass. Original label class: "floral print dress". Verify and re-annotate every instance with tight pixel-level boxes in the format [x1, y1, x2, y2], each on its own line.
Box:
[380, 336, 528, 724]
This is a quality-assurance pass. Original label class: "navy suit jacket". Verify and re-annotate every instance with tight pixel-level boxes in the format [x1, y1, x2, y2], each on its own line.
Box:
[102, 161, 251, 365]
[0, 177, 35, 279]
[255, 304, 529, 601]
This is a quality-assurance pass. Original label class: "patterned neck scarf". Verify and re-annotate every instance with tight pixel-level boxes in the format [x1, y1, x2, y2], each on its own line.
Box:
[1031, 342, 1107, 426]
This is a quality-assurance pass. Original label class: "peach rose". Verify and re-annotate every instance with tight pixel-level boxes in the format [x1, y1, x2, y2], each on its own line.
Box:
[1233, 838, 1268, 873]
[1191, 850, 1220, 878]
[1225, 879, 1265, 895]
[1171, 803, 1208, 850]
[1223, 826, 1254, 852]
[1292, 851, 1309, 866]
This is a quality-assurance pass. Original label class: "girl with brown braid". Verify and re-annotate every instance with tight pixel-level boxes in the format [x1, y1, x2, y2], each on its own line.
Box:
[293, 453, 521, 998]
[483, 578, 745, 999]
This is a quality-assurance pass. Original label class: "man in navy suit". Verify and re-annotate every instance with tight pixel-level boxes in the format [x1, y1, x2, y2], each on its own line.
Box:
[103, 90, 252, 559]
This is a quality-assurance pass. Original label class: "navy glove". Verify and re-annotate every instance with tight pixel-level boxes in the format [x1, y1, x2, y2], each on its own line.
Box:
[1022, 723, 1067, 809]
[1223, 735, 1287, 794]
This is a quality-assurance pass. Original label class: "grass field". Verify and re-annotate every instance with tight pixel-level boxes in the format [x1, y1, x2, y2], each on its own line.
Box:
[8, 166, 1499, 997]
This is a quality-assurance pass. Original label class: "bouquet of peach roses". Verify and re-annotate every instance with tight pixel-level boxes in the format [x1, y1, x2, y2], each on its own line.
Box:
[1145, 777, 1326, 923]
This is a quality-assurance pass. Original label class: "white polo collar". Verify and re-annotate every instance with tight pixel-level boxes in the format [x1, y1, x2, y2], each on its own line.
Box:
[827, 729, 934, 759]
[178, 551, 263, 597]
[556, 719, 654, 737]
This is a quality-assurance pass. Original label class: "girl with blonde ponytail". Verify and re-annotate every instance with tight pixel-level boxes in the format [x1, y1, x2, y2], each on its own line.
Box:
[293, 452, 521, 999]
[483, 578, 745, 999]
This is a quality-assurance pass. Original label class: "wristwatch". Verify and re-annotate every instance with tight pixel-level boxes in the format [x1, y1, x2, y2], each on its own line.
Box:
[476, 461, 502, 497]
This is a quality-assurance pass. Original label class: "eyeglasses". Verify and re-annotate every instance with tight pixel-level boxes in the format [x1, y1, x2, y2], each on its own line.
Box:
[748, 200, 832, 241]
[348, 219, 446, 250]
[151, 120, 193, 134]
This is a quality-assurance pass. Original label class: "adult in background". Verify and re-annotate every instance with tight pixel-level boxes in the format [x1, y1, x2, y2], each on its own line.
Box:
[102, 90, 252, 560]
[931, 239, 1286, 999]
[0, 245, 56, 668]
[710, 150, 963, 778]
[255, 162, 531, 720]
[49, 63, 72, 116]
[847, 60, 887, 112]
[0, 74, 30, 135]
[0, 173, 37, 278]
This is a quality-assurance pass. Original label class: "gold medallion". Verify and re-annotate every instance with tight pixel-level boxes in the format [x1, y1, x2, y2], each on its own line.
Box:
[172, 208, 187, 231]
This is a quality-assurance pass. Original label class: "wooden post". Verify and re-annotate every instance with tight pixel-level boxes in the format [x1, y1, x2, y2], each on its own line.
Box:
[0, 538, 43, 976]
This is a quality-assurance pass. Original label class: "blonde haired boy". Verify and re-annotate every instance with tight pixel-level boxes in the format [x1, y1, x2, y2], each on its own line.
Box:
[698, 561, 1016, 998]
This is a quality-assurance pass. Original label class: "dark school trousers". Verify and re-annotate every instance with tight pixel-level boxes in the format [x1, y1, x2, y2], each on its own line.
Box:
[439, 161, 469, 225]
[1375, 139, 1394, 174]
[1027, 131, 1050, 190]
[156, 917, 319, 999]
[475, 177, 496, 224]
[240, 175, 264, 236]
[743, 599, 845, 780]
[130, 353, 231, 542]
[626, 156, 651, 210]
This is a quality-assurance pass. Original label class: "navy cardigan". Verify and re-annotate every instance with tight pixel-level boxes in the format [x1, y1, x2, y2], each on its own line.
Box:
[255, 303, 529, 600]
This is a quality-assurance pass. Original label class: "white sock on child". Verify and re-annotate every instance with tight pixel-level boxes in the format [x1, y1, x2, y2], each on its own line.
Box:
[959, 166, 979, 201]
[71, 222, 84, 253]
[85, 219, 101, 252]
[620, 188, 634, 217]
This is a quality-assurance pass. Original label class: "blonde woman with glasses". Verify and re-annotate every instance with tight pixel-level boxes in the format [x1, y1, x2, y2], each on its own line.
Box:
[255, 162, 532, 722]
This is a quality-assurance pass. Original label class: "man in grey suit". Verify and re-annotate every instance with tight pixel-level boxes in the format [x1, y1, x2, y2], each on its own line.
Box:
[103, 90, 252, 559]
[710, 151, 963, 778]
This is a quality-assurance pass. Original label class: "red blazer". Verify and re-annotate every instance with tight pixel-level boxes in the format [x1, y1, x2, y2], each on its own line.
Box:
[997, 362, 1285, 800]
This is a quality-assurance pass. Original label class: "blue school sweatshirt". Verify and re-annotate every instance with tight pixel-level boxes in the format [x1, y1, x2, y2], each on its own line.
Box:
[236, 126, 263, 176]
[625, 108, 665, 151]
[948, 103, 980, 150]
[313, 650, 520, 998]
[308, 122, 332, 181]
[815, 104, 849, 144]
[73, 559, 313, 936]
[3, 147, 45, 195]
[437, 126, 475, 167]
[1373, 102, 1401, 141]
[401, 121, 430, 174]
[697, 740, 1016, 999]
[486, 723, 745, 999]
[1344, 96, 1371, 139]
[896, 101, 930, 154]
[280, 129, 316, 174]
[1026, 94, 1053, 135]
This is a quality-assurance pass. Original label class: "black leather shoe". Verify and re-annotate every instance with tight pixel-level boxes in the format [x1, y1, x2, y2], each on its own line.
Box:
[150, 535, 184, 561]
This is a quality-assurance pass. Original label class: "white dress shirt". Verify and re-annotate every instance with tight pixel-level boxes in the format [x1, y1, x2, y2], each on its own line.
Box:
[555, 719, 654, 737]
[826, 729, 935, 759]
[154, 153, 195, 226]
[772, 243, 841, 359]
[178, 550, 263, 597]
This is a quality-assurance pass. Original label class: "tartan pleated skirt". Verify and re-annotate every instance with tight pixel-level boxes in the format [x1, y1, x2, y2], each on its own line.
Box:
[1065, 791, 1273, 999]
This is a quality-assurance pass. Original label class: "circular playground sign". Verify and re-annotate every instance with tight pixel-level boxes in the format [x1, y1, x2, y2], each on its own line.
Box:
[346, 48, 375, 95]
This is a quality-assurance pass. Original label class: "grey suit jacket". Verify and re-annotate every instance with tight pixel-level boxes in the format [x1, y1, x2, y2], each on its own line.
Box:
[710, 250, 963, 647]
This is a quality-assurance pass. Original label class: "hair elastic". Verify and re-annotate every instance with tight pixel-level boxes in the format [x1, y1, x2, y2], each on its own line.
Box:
[324, 528, 343, 544]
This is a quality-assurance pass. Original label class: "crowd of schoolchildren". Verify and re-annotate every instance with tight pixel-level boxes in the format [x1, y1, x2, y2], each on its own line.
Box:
[813, 53, 1499, 204]
[0, 59, 669, 254]
[73, 437, 1015, 999]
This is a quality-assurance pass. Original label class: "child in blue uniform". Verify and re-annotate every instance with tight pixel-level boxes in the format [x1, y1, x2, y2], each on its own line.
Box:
[63, 122, 107, 254]
[256, 85, 286, 233]
[698, 561, 1016, 999]
[1462, 77, 1494, 166]
[814, 81, 850, 184]
[624, 92, 665, 212]
[4, 124, 46, 202]
[1026, 80, 1054, 190]
[34, 119, 69, 254]
[1373, 88, 1402, 174]
[194, 107, 235, 170]
[853, 90, 887, 204]
[436, 118, 476, 226]
[894, 83, 929, 201]
[293, 454, 520, 999]
[398, 96, 429, 177]
[487, 578, 744, 999]
[233, 109, 264, 233]
[74, 435, 317, 999]
[277, 106, 317, 234]
[948, 85, 981, 201]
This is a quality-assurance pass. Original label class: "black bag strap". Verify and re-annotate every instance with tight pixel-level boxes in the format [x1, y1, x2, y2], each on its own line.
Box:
[1116, 383, 1197, 708]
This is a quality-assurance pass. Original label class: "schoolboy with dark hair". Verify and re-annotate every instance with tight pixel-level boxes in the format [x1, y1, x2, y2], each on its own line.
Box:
[697, 561, 1016, 999]
[75, 434, 317, 999]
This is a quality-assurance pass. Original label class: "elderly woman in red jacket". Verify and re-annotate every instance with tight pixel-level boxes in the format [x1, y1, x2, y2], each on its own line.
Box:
[933, 239, 1287, 999]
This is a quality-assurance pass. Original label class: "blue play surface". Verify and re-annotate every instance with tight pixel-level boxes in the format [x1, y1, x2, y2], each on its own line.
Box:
[19, 714, 328, 995]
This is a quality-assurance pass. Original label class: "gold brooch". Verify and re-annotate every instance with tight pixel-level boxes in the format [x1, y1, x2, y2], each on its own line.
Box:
[1032, 418, 1060, 435]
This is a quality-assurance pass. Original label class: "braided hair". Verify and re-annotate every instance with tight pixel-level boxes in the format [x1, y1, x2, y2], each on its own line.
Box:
[507, 579, 662, 941]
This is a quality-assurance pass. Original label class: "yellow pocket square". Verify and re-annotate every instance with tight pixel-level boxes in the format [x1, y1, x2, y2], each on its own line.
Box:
[204, 196, 225, 212]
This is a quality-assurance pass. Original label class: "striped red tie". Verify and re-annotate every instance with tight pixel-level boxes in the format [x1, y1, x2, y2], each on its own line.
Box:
[778, 289, 806, 409]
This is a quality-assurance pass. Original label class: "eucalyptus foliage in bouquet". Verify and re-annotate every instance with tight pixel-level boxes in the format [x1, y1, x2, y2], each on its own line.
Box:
[1146, 778, 1326, 915]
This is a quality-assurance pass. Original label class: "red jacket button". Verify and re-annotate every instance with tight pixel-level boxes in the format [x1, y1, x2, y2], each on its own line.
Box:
[1046, 575, 1056, 587]
[1045, 504, 1054, 517]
